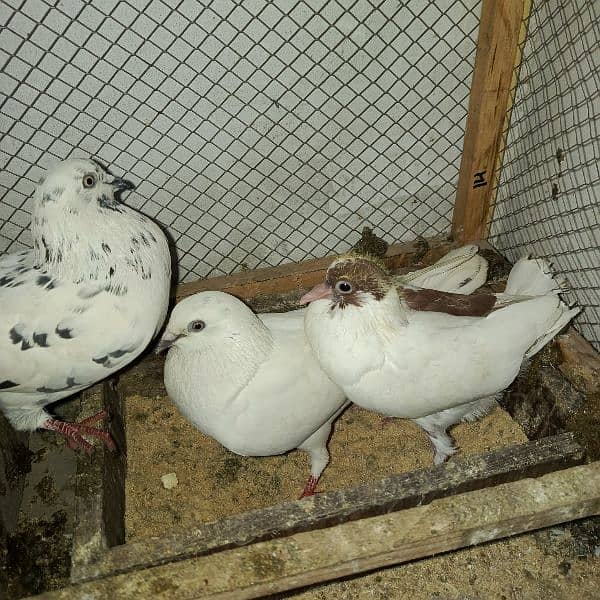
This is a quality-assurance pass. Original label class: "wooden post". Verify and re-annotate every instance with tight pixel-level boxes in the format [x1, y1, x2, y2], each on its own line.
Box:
[452, 0, 530, 242]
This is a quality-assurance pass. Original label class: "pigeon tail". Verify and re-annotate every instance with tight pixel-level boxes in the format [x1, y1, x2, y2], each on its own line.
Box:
[398, 244, 488, 294]
[504, 256, 567, 297]
[499, 257, 580, 358]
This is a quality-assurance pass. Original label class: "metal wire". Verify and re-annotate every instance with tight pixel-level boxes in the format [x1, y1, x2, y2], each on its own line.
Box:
[0, 0, 480, 280]
[489, 0, 600, 349]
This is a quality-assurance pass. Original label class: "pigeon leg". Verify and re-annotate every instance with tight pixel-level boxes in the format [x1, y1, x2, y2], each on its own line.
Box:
[300, 475, 319, 498]
[43, 411, 116, 452]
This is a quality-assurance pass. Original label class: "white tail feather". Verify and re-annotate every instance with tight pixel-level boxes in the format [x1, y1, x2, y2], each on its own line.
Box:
[498, 257, 579, 358]
[398, 244, 488, 294]
[504, 256, 566, 296]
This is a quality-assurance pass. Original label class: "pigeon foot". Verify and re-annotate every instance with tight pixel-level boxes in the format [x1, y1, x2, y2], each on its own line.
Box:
[300, 475, 319, 498]
[43, 410, 116, 453]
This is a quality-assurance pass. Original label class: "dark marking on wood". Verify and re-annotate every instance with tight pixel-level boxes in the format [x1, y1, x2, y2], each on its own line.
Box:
[473, 170, 487, 188]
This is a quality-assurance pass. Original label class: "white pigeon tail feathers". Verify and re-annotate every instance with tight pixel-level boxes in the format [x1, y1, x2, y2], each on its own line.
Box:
[523, 301, 580, 358]
[503, 256, 567, 296]
[497, 256, 579, 358]
[396, 244, 488, 294]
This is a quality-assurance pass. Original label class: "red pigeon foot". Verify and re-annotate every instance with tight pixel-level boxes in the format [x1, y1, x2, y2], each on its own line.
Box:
[299, 475, 319, 498]
[43, 410, 116, 453]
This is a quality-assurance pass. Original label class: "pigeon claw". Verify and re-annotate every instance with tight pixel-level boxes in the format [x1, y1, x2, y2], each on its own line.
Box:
[43, 411, 117, 452]
[299, 475, 319, 499]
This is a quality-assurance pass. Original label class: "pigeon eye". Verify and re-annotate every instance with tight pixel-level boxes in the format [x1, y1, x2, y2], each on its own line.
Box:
[187, 320, 206, 332]
[83, 174, 97, 188]
[335, 280, 353, 294]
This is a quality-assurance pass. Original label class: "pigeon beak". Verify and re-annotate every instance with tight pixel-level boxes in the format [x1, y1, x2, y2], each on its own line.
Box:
[155, 333, 182, 354]
[300, 282, 333, 304]
[111, 177, 135, 192]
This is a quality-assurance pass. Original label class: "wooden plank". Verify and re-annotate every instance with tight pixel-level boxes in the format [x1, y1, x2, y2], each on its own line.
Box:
[31, 462, 600, 600]
[175, 236, 451, 301]
[70, 382, 126, 582]
[557, 328, 600, 395]
[71, 432, 583, 583]
[452, 0, 529, 242]
[501, 327, 600, 460]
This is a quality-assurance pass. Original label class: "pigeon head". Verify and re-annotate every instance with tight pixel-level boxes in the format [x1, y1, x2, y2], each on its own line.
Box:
[35, 158, 134, 213]
[300, 255, 392, 309]
[156, 291, 266, 353]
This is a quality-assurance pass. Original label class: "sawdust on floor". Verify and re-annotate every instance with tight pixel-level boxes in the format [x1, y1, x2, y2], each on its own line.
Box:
[284, 530, 600, 600]
[125, 381, 526, 539]
[123, 371, 600, 599]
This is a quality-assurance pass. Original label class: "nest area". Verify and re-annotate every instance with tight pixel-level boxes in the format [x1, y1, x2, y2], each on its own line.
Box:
[2, 238, 599, 599]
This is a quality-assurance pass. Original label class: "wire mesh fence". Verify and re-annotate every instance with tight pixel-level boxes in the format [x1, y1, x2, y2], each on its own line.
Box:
[489, 0, 600, 350]
[0, 0, 480, 281]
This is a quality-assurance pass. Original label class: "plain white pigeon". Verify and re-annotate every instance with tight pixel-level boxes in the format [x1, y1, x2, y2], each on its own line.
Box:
[156, 291, 349, 498]
[0, 159, 171, 451]
[301, 253, 579, 464]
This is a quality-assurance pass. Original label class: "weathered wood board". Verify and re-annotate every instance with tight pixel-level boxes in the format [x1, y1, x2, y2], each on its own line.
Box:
[31, 462, 600, 600]
[72, 433, 583, 582]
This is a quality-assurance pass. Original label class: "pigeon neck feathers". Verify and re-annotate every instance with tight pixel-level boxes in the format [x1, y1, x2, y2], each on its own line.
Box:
[164, 293, 274, 407]
[31, 172, 165, 289]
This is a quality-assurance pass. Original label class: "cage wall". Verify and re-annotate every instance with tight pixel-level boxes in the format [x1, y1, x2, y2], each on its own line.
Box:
[0, 0, 480, 281]
[490, 0, 599, 349]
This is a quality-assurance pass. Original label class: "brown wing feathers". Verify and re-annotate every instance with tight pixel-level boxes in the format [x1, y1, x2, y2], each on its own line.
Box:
[401, 288, 497, 317]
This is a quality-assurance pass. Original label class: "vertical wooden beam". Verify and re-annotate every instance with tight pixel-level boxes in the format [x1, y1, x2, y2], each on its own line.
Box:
[452, 0, 530, 243]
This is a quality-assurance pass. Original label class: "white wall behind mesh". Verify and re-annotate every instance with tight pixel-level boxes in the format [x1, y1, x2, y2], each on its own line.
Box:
[0, 0, 480, 281]
[490, 0, 599, 349]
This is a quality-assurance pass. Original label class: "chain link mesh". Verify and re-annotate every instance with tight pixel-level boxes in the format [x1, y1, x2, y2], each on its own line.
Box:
[0, 0, 480, 280]
[489, 0, 600, 350]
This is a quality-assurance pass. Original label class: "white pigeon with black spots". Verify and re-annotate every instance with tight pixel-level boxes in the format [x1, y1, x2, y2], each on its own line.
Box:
[0, 159, 171, 451]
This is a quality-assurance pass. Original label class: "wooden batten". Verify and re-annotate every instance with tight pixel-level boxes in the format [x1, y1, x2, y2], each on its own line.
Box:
[31, 462, 600, 600]
[175, 236, 454, 302]
[452, 0, 531, 242]
[69, 433, 583, 583]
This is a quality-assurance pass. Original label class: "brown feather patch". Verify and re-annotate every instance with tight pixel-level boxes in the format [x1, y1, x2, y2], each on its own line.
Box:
[402, 288, 497, 317]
